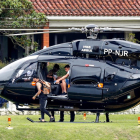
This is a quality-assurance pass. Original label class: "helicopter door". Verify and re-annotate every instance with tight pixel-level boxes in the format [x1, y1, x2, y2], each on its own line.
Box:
[103, 67, 132, 98]
[5, 62, 37, 102]
[68, 66, 102, 101]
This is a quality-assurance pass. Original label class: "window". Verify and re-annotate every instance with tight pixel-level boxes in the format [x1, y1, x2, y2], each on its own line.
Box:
[71, 66, 101, 85]
[42, 48, 71, 56]
[15, 63, 37, 82]
[115, 58, 130, 65]
[72, 78, 98, 85]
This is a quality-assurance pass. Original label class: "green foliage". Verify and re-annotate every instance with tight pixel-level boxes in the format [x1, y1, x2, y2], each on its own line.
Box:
[0, 0, 47, 28]
[0, 0, 47, 55]
[48, 63, 67, 77]
[126, 33, 140, 43]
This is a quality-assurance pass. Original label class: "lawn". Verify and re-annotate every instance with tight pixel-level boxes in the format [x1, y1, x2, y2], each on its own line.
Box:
[0, 114, 140, 140]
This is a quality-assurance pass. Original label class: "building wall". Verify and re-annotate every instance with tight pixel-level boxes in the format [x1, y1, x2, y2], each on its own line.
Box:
[42, 23, 49, 48]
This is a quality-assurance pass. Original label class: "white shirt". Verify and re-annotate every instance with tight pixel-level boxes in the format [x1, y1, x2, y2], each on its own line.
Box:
[67, 70, 70, 77]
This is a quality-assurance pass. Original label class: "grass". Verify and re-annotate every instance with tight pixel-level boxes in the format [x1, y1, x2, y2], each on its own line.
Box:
[0, 114, 140, 140]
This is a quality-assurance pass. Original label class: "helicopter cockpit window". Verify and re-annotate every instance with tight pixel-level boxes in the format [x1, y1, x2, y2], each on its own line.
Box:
[14, 63, 37, 83]
[41, 48, 71, 56]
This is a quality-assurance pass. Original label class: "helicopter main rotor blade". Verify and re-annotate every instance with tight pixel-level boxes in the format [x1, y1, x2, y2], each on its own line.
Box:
[110, 28, 140, 32]
[0, 29, 67, 31]
[6, 30, 72, 36]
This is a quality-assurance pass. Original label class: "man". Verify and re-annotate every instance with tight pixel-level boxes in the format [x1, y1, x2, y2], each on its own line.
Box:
[32, 75, 55, 122]
[56, 65, 75, 122]
[47, 64, 60, 82]
[56, 65, 70, 95]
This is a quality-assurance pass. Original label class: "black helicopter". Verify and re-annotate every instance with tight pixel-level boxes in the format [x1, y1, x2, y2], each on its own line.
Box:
[1, 24, 140, 122]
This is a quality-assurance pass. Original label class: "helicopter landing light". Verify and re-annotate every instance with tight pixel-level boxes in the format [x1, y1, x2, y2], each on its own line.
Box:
[85, 64, 94, 67]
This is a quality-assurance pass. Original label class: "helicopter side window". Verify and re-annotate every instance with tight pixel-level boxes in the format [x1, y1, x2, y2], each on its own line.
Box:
[72, 78, 98, 85]
[14, 63, 37, 83]
[41, 48, 71, 56]
[71, 66, 101, 86]
[115, 58, 130, 65]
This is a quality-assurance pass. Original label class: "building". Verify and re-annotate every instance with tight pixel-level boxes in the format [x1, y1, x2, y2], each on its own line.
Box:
[1, 0, 140, 60]
[29, 0, 140, 48]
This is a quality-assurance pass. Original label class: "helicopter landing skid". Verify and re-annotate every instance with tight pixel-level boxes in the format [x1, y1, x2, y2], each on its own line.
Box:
[26, 117, 112, 123]
[27, 117, 48, 123]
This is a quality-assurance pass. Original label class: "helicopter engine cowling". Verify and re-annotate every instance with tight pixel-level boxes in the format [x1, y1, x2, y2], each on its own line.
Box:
[72, 39, 140, 62]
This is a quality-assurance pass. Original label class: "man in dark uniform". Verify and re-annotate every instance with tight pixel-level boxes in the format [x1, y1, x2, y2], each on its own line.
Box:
[32, 75, 55, 122]
[59, 111, 75, 122]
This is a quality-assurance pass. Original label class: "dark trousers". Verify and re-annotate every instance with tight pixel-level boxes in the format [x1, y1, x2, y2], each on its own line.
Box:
[51, 111, 54, 117]
[60, 111, 75, 121]
[39, 98, 51, 119]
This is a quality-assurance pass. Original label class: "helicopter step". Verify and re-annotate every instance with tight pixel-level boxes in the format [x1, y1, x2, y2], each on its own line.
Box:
[47, 94, 68, 100]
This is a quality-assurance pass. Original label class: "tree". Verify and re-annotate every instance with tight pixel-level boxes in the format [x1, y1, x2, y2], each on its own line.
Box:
[0, 0, 47, 55]
[126, 33, 140, 43]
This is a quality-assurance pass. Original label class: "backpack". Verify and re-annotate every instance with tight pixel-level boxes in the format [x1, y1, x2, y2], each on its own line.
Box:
[39, 80, 51, 95]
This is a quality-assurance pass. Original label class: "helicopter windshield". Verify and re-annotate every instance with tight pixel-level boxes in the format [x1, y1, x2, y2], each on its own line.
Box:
[0, 55, 38, 82]
[14, 63, 37, 82]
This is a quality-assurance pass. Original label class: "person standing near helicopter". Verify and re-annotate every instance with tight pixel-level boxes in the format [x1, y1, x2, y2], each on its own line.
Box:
[32, 75, 55, 122]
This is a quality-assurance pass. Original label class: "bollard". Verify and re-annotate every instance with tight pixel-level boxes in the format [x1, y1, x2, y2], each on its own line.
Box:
[6, 117, 13, 129]
[8, 118, 11, 127]
[83, 113, 86, 120]
[138, 117, 140, 125]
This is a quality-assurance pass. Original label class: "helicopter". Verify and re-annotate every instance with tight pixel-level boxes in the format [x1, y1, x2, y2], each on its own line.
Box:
[1, 24, 140, 122]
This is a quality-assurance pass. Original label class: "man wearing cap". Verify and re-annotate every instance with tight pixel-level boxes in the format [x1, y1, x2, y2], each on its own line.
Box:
[32, 75, 55, 122]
